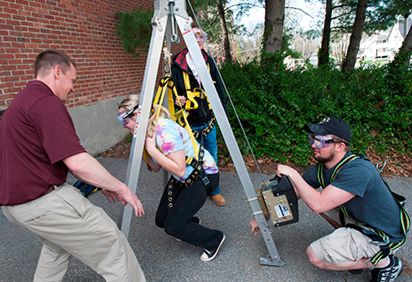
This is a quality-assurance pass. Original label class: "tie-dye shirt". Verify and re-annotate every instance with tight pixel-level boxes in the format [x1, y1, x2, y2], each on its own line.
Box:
[155, 117, 218, 181]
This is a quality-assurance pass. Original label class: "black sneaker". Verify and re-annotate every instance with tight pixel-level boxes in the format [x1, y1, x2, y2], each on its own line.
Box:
[370, 255, 404, 282]
[200, 234, 225, 262]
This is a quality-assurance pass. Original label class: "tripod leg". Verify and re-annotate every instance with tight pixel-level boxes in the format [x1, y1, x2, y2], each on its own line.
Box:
[119, 2, 168, 238]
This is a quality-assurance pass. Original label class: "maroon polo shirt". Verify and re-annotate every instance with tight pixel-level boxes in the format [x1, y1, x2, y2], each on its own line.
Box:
[0, 81, 86, 205]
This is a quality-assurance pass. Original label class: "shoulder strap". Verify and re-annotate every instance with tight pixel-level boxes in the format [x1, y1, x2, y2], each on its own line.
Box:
[317, 154, 359, 188]
[182, 63, 212, 111]
[152, 76, 200, 161]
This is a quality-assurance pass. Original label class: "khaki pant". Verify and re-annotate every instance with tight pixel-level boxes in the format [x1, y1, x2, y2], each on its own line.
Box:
[310, 208, 381, 264]
[2, 184, 145, 282]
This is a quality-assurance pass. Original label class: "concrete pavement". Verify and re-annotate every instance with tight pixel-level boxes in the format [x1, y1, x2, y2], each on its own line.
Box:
[1, 157, 411, 282]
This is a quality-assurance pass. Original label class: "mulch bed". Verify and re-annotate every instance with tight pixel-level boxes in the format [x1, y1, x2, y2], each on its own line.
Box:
[100, 135, 412, 178]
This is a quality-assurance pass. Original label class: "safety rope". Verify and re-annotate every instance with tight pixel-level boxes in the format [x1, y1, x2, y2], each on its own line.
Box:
[185, 0, 267, 186]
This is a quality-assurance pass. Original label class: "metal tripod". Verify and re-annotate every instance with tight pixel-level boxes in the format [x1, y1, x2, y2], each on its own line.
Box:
[119, 0, 285, 267]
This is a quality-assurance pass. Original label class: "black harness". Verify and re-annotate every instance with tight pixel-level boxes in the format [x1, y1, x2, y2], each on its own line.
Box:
[166, 144, 211, 210]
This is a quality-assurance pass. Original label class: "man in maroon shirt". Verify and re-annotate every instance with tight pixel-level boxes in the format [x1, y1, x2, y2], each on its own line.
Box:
[0, 50, 146, 282]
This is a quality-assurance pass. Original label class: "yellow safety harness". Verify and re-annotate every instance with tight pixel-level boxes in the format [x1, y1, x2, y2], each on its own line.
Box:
[182, 64, 216, 139]
[149, 76, 212, 210]
[152, 76, 200, 157]
[317, 154, 410, 268]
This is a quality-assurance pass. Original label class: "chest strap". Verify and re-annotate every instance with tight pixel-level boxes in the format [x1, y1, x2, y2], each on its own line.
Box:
[182, 66, 216, 138]
[317, 154, 410, 268]
[182, 63, 211, 111]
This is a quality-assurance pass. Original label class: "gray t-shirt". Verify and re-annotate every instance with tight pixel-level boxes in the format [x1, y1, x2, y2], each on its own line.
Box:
[303, 152, 403, 242]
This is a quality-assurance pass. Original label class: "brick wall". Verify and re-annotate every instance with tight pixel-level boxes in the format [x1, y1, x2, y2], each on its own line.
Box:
[0, 0, 186, 118]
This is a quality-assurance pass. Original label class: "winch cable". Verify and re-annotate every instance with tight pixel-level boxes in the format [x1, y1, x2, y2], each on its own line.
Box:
[186, 0, 267, 187]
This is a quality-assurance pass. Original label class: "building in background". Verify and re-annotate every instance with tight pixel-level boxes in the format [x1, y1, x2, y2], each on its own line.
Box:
[357, 19, 410, 66]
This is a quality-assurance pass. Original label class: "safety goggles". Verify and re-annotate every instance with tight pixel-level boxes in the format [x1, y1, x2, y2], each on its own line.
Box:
[308, 134, 340, 148]
[116, 104, 139, 127]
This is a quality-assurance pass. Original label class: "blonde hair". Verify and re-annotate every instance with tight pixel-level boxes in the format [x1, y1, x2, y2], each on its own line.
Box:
[118, 95, 171, 137]
[147, 104, 170, 138]
[118, 94, 139, 112]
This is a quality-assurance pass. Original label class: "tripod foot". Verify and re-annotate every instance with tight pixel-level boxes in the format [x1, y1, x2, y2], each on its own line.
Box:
[260, 255, 286, 267]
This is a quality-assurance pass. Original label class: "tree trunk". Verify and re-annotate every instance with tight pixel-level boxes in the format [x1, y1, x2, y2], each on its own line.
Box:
[400, 23, 412, 55]
[261, 0, 285, 67]
[318, 0, 333, 67]
[401, 22, 412, 54]
[342, 0, 368, 72]
[403, 13, 410, 37]
[390, 24, 412, 70]
[216, 0, 232, 63]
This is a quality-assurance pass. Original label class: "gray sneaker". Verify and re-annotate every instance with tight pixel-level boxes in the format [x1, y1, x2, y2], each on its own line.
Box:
[370, 255, 404, 282]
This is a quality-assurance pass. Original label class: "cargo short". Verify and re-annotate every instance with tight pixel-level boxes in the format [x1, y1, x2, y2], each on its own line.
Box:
[310, 208, 381, 264]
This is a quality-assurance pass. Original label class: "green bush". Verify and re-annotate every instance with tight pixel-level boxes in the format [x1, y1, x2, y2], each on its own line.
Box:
[115, 9, 153, 57]
[219, 60, 412, 166]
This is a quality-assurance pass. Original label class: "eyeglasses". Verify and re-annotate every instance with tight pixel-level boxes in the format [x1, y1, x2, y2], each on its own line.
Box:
[308, 134, 341, 148]
[116, 104, 139, 126]
[194, 32, 205, 42]
[195, 36, 205, 42]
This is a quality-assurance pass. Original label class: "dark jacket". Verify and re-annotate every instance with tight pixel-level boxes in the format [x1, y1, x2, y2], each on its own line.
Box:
[171, 48, 228, 126]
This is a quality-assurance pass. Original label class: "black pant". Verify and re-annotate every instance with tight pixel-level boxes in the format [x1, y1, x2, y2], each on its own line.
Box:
[155, 173, 223, 249]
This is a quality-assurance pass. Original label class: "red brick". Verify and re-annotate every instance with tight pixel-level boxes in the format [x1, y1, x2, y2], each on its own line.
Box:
[0, 0, 160, 111]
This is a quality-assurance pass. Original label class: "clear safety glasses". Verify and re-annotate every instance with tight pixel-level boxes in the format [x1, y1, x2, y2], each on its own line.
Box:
[116, 104, 139, 127]
[194, 32, 205, 42]
[308, 134, 339, 148]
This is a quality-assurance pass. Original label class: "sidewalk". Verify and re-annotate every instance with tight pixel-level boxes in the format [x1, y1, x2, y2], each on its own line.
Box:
[1, 157, 411, 282]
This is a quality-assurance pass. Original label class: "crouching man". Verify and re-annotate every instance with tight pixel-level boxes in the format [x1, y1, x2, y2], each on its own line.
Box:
[251, 116, 408, 282]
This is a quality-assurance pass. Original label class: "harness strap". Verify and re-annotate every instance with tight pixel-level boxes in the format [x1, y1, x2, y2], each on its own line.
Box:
[182, 63, 212, 111]
[192, 115, 216, 139]
[182, 64, 215, 138]
[151, 76, 213, 210]
[166, 145, 210, 210]
[317, 153, 410, 268]
[317, 154, 358, 188]
[152, 76, 200, 157]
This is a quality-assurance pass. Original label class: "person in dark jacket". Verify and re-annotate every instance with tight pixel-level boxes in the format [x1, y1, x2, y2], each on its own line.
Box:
[171, 27, 228, 207]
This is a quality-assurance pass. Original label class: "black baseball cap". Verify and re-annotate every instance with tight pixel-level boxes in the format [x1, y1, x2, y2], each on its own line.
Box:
[304, 117, 351, 142]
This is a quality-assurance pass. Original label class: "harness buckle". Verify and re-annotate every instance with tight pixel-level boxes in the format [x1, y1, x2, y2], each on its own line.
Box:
[201, 176, 210, 186]
[366, 259, 375, 270]
[192, 130, 200, 139]
[370, 236, 390, 246]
